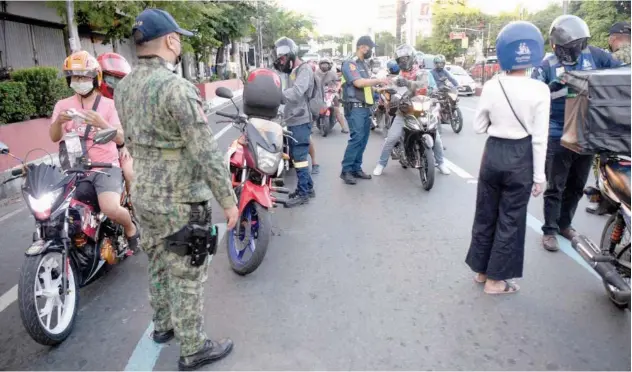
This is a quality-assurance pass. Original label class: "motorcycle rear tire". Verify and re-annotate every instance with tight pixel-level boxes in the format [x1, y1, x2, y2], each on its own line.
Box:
[419, 146, 436, 191]
[451, 107, 463, 134]
[323, 109, 335, 137]
[18, 253, 79, 346]
[600, 213, 631, 310]
[227, 202, 271, 276]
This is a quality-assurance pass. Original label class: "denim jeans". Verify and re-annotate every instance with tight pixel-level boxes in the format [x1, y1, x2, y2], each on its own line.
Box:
[378, 115, 445, 167]
[289, 122, 314, 196]
[341, 107, 371, 173]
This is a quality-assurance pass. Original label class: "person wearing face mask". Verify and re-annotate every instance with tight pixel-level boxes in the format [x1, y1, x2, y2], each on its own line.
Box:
[50, 50, 140, 253]
[339, 35, 390, 185]
[114, 8, 238, 371]
[316, 57, 349, 134]
[531, 15, 622, 252]
[609, 22, 631, 64]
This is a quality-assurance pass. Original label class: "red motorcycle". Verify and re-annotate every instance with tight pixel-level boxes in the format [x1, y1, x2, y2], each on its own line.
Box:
[0, 128, 133, 346]
[216, 87, 293, 275]
[317, 83, 340, 137]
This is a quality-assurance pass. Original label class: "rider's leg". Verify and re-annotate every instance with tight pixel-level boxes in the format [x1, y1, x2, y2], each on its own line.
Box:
[433, 131, 451, 175]
[373, 115, 404, 176]
[120, 155, 134, 195]
[309, 139, 319, 174]
[334, 103, 349, 133]
[94, 169, 138, 240]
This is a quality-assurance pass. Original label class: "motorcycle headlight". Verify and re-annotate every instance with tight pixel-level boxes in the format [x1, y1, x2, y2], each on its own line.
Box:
[448, 92, 457, 101]
[28, 188, 63, 214]
[256, 145, 281, 175]
[422, 101, 432, 112]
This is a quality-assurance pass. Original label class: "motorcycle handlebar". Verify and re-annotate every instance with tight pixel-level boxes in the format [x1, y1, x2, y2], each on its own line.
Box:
[217, 111, 236, 119]
[11, 167, 24, 176]
[89, 162, 113, 168]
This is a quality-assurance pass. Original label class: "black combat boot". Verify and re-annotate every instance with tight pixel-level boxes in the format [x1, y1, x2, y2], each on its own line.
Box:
[178, 338, 234, 371]
[152, 329, 175, 343]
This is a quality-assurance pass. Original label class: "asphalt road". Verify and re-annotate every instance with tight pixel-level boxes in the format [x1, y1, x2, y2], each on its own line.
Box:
[0, 96, 629, 371]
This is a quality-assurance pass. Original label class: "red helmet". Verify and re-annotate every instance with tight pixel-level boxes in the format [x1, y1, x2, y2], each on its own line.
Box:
[97, 53, 131, 99]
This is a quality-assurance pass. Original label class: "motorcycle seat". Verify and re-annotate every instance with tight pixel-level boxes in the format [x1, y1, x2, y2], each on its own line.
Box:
[605, 162, 631, 208]
[74, 179, 100, 213]
[385, 88, 398, 95]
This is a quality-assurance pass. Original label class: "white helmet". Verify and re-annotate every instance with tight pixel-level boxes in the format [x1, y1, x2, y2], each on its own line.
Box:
[319, 58, 333, 72]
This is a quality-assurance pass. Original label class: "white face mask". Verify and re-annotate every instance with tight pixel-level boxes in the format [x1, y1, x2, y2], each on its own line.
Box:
[70, 81, 94, 96]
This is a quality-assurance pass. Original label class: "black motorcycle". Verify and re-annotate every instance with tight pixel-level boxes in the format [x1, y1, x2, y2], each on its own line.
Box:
[392, 93, 440, 191]
[0, 129, 134, 345]
[433, 77, 464, 134]
[573, 153, 630, 309]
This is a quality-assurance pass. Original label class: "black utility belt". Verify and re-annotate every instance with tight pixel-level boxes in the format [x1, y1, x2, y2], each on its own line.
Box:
[346, 102, 371, 109]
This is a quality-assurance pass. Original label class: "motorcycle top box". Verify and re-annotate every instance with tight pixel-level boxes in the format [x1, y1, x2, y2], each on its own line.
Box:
[243, 68, 284, 119]
[562, 66, 631, 155]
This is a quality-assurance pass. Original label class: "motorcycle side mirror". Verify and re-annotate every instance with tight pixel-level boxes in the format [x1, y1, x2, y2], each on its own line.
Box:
[93, 128, 118, 145]
[215, 87, 234, 99]
[0, 141, 9, 154]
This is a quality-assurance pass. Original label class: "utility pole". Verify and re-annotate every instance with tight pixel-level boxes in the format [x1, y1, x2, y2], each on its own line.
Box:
[562, 0, 569, 14]
[66, 0, 81, 53]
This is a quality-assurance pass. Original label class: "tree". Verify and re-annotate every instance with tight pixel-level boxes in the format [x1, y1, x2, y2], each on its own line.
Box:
[375, 31, 396, 57]
[395, 0, 407, 44]
[527, 3, 563, 53]
[425, 1, 487, 60]
[570, 0, 631, 49]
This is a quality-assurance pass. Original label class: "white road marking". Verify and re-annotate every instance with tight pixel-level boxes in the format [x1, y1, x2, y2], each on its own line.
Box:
[0, 207, 26, 224]
[0, 285, 17, 313]
[443, 158, 475, 179]
[214, 124, 233, 140]
[466, 179, 478, 184]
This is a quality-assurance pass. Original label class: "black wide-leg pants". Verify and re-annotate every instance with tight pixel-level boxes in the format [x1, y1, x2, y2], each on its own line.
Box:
[465, 136, 534, 281]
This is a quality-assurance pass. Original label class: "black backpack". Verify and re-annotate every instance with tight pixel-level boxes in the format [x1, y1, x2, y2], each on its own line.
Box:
[297, 63, 326, 118]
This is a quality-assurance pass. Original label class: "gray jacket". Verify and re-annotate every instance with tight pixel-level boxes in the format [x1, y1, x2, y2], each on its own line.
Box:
[282, 63, 314, 126]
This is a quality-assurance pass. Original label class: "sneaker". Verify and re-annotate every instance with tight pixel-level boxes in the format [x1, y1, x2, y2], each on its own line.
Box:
[341, 128, 349, 134]
[560, 227, 579, 241]
[437, 163, 451, 175]
[373, 164, 385, 176]
[311, 164, 320, 175]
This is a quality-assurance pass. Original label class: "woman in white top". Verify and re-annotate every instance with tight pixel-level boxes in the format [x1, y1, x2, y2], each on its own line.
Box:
[465, 21, 551, 295]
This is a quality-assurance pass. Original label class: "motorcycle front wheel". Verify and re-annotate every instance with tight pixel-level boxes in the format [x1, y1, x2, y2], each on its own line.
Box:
[451, 107, 463, 134]
[600, 213, 631, 309]
[227, 202, 271, 276]
[18, 252, 79, 345]
[419, 144, 436, 191]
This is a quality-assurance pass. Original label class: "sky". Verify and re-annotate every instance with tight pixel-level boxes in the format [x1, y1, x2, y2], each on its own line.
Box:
[277, 0, 557, 36]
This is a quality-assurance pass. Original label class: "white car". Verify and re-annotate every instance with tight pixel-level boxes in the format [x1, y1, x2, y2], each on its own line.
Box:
[445, 65, 477, 96]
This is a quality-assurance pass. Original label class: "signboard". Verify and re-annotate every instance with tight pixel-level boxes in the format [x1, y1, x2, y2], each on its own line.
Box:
[461, 37, 469, 49]
[449, 32, 466, 40]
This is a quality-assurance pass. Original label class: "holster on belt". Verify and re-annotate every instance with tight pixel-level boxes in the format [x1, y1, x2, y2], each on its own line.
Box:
[164, 202, 218, 267]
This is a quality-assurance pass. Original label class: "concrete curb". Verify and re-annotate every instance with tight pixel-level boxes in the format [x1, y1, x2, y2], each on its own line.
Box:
[0, 89, 244, 201]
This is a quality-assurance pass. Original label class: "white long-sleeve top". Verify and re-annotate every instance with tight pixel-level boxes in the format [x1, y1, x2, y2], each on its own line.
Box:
[473, 75, 551, 184]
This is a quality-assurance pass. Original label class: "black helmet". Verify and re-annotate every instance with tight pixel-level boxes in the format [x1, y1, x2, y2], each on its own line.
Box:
[549, 15, 590, 65]
[273, 37, 298, 73]
[395, 44, 416, 71]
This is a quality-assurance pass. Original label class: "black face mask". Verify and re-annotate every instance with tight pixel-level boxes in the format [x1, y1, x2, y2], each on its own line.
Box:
[555, 38, 587, 66]
[274, 57, 294, 74]
[363, 49, 373, 59]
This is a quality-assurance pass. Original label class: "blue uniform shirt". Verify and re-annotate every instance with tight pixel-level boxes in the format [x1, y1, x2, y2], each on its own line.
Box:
[431, 68, 459, 89]
[341, 57, 372, 104]
[531, 46, 622, 139]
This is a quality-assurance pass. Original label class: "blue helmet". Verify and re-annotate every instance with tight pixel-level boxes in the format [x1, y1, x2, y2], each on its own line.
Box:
[496, 21, 544, 71]
[386, 59, 400, 75]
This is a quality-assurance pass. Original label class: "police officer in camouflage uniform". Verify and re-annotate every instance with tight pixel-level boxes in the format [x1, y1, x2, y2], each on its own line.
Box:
[609, 22, 631, 64]
[114, 9, 238, 371]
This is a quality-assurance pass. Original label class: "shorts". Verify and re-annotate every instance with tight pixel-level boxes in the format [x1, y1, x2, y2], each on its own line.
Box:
[86, 167, 124, 195]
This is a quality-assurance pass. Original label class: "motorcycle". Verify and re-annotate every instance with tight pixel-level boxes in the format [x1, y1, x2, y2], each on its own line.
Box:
[392, 93, 441, 191]
[216, 87, 294, 275]
[572, 153, 631, 309]
[373, 86, 398, 138]
[317, 85, 338, 137]
[0, 128, 134, 346]
[433, 77, 464, 134]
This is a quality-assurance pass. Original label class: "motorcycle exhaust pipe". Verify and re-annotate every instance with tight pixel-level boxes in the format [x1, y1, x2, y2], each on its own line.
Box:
[572, 235, 631, 301]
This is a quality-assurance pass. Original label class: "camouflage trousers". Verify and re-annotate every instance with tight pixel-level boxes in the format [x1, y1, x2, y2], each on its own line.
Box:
[136, 201, 210, 357]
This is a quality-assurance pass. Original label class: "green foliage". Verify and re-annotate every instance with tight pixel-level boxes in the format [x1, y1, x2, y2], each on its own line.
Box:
[375, 31, 397, 57]
[11, 67, 71, 118]
[254, 1, 315, 48]
[0, 82, 36, 125]
[571, 0, 631, 49]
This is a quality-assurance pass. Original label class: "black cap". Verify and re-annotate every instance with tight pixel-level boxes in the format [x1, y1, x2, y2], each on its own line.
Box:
[132, 8, 193, 44]
[609, 22, 631, 36]
[356, 35, 377, 48]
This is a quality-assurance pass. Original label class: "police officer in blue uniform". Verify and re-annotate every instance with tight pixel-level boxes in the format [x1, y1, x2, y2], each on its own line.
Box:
[531, 15, 622, 252]
[340, 35, 390, 185]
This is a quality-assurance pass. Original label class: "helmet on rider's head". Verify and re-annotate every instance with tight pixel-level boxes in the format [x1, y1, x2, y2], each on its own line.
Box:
[549, 15, 590, 65]
[63, 51, 102, 93]
[97, 52, 132, 99]
[273, 37, 298, 74]
[319, 57, 333, 72]
[433, 55, 447, 70]
[395, 44, 416, 71]
[386, 59, 400, 75]
[496, 21, 545, 72]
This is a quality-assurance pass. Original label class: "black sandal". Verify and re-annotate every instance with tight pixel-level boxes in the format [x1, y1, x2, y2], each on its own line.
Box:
[484, 280, 520, 295]
[126, 219, 141, 253]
